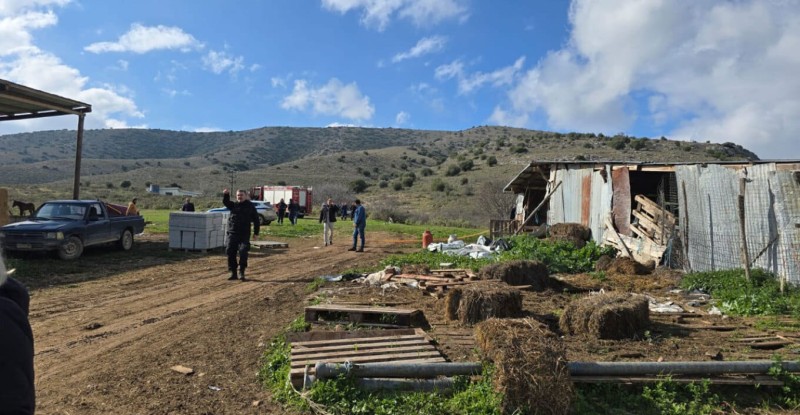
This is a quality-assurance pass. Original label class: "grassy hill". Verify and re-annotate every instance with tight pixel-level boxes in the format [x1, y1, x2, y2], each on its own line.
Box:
[0, 126, 758, 226]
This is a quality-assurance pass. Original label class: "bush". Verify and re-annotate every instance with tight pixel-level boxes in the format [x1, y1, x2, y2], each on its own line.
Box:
[459, 159, 474, 171]
[378, 181, 388, 188]
[120, 180, 131, 188]
[431, 179, 447, 192]
[420, 167, 434, 176]
[486, 156, 497, 167]
[392, 182, 403, 191]
[445, 164, 462, 176]
[349, 179, 368, 193]
[680, 269, 800, 316]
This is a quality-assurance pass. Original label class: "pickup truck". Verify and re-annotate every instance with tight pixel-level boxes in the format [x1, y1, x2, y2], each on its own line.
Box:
[0, 200, 146, 260]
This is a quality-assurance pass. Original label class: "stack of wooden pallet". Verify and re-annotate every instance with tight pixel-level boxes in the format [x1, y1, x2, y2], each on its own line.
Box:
[604, 195, 675, 264]
[390, 268, 477, 295]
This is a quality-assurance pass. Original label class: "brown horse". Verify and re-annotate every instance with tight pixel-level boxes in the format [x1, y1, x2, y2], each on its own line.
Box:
[12, 200, 36, 216]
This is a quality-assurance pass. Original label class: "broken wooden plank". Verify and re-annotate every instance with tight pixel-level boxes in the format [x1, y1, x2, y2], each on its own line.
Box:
[304, 304, 423, 327]
[250, 240, 289, 249]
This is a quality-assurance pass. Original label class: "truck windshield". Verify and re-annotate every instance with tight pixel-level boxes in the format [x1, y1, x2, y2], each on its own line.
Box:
[37, 203, 86, 220]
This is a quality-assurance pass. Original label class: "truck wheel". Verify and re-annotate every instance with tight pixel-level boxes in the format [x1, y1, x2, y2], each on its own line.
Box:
[118, 229, 134, 251]
[259, 214, 267, 225]
[58, 236, 84, 260]
[264, 220, 272, 225]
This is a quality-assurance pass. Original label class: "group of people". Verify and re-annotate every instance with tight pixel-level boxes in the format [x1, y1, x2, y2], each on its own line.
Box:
[275, 198, 300, 225]
[319, 198, 365, 252]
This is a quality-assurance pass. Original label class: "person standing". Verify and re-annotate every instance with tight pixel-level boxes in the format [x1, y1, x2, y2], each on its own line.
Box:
[126, 198, 139, 216]
[319, 198, 339, 246]
[223, 189, 259, 281]
[287, 199, 299, 225]
[181, 197, 195, 212]
[349, 199, 366, 252]
[276, 198, 287, 224]
[0, 255, 35, 414]
[340, 201, 349, 220]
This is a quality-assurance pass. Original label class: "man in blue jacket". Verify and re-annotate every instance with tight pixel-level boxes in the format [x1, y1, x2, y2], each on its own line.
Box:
[348, 199, 366, 252]
[0, 256, 35, 414]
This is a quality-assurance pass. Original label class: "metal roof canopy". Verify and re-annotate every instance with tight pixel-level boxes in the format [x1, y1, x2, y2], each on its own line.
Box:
[0, 78, 92, 199]
[504, 160, 800, 194]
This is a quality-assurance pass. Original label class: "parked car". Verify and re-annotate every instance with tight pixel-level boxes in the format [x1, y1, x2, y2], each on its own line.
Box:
[207, 201, 277, 225]
[0, 200, 146, 260]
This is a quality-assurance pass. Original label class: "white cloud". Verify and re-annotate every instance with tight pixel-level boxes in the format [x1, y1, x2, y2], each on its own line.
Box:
[0, 3, 145, 133]
[495, 0, 800, 159]
[281, 78, 375, 121]
[84, 23, 202, 54]
[392, 35, 447, 63]
[202, 50, 245, 75]
[321, 0, 468, 31]
[395, 111, 410, 126]
[435, 57, 525, 94]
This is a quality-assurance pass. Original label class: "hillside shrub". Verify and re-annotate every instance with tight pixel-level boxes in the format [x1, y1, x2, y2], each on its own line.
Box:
[446, 165, 462, 176]
[459, 159, 474, 171]
[349, 179, 368, 193]
[486, 156, 497, 167]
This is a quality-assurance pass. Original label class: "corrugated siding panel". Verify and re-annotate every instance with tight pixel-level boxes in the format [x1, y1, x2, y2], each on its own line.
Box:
[770, 170, 800, 285]
[676, 164, 799, 284]
[550, 166, 590, 225]
[549, 165, 612, 242]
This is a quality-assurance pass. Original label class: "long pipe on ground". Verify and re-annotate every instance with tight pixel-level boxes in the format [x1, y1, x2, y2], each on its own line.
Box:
[314, 362, 483, 379]
[567, 360, 800, 376]
[305, 375, 457, 392]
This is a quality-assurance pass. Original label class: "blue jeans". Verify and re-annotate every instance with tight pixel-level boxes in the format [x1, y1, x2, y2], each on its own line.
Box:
[352, 224, 365, 249]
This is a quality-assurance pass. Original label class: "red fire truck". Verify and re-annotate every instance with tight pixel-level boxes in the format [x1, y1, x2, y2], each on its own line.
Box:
[251, 185, 313, 217]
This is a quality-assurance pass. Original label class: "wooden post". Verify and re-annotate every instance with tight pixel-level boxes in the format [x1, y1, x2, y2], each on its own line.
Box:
[72, 113, 86, 199]
[0, 187, 8, 226]
[738, 178, 751, 282]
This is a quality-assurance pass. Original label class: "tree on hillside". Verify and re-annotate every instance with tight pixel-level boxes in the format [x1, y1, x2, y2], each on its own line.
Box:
[476, 178, 516, 220]
[314, 182, 353, 203]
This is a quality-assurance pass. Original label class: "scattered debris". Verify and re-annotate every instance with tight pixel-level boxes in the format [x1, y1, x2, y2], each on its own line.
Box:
[208, 385, 221, 391]
[83, 322, 103, 330]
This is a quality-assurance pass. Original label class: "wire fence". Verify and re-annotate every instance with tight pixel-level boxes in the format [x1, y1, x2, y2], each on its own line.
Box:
[664, 226, 800, 286]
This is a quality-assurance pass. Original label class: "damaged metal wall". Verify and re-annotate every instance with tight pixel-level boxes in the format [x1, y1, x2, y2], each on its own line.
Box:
[549, 164, 613, 243]
[675, 164, 800, 285]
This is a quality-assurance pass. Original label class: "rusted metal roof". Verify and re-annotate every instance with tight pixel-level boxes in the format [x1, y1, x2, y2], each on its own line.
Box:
[0, 78, 92, 121]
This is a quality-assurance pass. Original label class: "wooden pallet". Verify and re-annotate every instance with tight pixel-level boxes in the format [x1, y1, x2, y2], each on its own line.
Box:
[287, 328, 446, 388]
[251, 240, 289, 249]
[305, 304, 424, 327]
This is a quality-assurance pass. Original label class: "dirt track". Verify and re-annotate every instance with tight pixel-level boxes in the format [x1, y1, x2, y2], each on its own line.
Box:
[30, 233, 402, 415]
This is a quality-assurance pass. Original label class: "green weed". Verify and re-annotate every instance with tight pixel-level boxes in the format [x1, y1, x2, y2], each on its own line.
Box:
[680, 269, 800, 316]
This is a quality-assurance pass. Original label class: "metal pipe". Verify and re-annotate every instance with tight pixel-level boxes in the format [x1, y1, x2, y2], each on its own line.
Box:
[315, 362, 482, 380]
[568, 360, 800, 377]
[303, 375, 456, 392]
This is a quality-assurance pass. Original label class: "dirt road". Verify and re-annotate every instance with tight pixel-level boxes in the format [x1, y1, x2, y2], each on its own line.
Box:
[30, 233, 402, 415]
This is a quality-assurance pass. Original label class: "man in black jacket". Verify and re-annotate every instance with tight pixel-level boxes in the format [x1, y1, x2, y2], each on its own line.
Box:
[0, 256, 35, 414]
[223, 189, 260, 281]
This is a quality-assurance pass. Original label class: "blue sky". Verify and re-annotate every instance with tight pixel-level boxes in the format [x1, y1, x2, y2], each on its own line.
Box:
[1, 0, 799, 159]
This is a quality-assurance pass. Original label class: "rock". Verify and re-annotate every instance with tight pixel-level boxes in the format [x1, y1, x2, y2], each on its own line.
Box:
[704, 350, 723, 361]
[252, 401, 261, 407]
[170, 365, 194, 375]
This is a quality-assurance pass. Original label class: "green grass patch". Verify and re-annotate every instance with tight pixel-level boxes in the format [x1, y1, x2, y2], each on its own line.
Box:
[680, 269, 800, 316]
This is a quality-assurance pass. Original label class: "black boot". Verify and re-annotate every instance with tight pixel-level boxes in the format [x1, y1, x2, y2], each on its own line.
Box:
[239, 270, 246, 281]
[228, 271, 238, 281]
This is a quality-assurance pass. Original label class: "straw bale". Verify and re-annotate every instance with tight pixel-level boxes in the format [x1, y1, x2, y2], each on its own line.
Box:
[606, 257, 652, 275]
[559, 292, 649, 340]
[445, 281, 522, 325]
[549, 223, 591, 241]
[475, 318, 572, 415]
[478, 260, 552, 290]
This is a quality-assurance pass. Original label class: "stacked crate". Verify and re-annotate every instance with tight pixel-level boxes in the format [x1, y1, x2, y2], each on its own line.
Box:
[168, 212, 228, 251]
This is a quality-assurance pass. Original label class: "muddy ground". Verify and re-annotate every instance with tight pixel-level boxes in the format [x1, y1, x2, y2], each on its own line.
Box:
[19, 232, 800, 414]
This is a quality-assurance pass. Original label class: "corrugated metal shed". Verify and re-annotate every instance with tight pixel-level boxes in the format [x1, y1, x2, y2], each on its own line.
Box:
[507, 160, 800, 285]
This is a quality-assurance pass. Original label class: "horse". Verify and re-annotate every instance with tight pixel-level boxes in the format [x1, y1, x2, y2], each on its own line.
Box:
[12, 200, 36, 216]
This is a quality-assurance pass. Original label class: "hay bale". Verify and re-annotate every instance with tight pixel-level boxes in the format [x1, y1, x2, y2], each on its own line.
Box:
[478, 260, 551, 289]
[475, 318, 572, 415]
[445, 281, 522, 325]
[606, 257, 652, 275]
[559, 292, 650, 340]
[549, 223, 591, 241]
